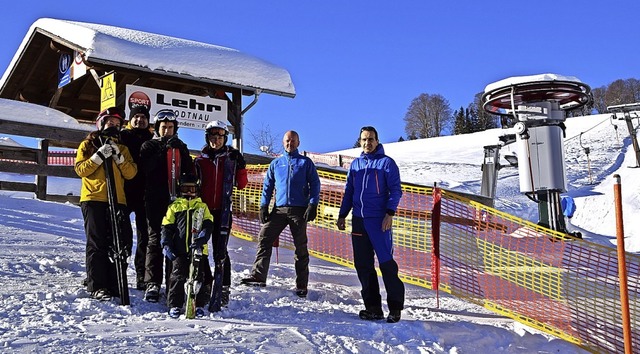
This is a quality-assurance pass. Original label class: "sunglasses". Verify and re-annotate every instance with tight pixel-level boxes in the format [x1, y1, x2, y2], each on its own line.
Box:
[155, 110, 177, 121]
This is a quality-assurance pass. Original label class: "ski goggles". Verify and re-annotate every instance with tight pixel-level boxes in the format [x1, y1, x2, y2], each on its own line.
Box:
[154, 109, 177, 121]
[180, 185, 198, 194]
[207, 131, 228, 138]
[98, 107, 125, 120]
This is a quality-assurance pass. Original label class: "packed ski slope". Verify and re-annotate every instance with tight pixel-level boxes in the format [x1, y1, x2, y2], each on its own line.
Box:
[0, 112, 635, 353]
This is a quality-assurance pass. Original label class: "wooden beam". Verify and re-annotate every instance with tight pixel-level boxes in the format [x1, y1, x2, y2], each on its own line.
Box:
[0, 118, 90, 146]
[0, 161, 78, 178]
[0, 180, 36, 192]
[0, 146, 38, 162]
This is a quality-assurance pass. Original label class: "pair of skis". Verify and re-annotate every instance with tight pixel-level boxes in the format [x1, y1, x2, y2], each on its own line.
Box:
[208, 155, 237, 312]
[185, 207, 205, 319]
[102, 137, 130, 306]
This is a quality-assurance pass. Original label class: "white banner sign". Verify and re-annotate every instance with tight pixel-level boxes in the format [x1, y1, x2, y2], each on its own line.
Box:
[125, 84, 228, 130]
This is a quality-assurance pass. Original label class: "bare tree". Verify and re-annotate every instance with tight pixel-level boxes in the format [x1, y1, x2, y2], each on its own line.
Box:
[247, 123, 282, 155]
[591, 86, 607, 114]
[403, 93, 452, 139]
[605, 79, 637, 107]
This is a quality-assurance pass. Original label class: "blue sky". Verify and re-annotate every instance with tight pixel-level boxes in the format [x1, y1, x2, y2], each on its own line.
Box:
[1, 1, 639, 154]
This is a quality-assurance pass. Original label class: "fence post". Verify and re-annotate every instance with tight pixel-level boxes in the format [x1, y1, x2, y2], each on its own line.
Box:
[35, 139, 49, 200]
[431, 186, 441, 309]
[338, 154, 343, 168]
[613, 174, 633, 354]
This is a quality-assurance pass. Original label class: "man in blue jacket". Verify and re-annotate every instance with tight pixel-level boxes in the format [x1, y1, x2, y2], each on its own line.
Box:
[242, 131, 321, 298]
[337, 126, 405, 323]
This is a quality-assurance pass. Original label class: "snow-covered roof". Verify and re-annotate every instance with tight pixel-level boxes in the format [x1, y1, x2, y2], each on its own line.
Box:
[0, 98, 92, 131]
[1, 18, 295, 97]
[484, 73, 583, 93]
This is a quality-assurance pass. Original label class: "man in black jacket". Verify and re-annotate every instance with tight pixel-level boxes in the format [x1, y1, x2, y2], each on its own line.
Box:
[119, 106, 154, 290]
[139, 109, 193, 302]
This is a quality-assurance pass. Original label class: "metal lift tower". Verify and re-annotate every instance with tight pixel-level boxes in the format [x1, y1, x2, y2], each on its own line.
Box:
[481, 74, 591, 233]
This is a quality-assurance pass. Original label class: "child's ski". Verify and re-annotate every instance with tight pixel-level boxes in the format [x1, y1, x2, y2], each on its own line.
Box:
[185, 207, 205, 319]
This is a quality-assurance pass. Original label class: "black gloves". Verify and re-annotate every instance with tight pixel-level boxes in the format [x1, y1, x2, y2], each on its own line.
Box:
[229, 149, 246, 169]
[259, 206, 270, 224]
[304, 204, 318, 222]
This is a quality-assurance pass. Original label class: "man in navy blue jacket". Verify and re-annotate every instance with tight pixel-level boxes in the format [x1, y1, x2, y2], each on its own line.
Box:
[242, 131, 321, 298]
[337, 126, 405, 323]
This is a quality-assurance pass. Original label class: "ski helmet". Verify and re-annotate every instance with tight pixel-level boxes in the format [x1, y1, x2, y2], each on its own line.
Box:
[179, 173, 200, 199]
[152, 109, 178, 134]
[205, 120, 230, 145]
[96, 107, 125, 130]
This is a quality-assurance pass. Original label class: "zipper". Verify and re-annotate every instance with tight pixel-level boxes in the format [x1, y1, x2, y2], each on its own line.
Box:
[359, 158, 369, 217]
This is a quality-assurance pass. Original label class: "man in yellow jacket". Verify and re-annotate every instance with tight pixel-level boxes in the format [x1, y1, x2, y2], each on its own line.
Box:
[75, 107, 137, 301]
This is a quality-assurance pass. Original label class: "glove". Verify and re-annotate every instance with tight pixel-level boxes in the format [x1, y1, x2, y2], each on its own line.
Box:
[109, 141, 125, 165]
[304, 204, 318, 222]
[259, 206, 270, 224]
[90, 144, 113, 165]
[162, 245, 177, 261]
[190, 230, 209, 249]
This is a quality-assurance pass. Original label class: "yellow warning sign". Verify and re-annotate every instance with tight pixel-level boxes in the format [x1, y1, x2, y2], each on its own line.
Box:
[100, 73, 116, 111]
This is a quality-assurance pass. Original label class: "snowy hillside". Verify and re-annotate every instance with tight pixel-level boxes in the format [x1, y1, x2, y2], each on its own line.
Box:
[1, 112, 636, 353]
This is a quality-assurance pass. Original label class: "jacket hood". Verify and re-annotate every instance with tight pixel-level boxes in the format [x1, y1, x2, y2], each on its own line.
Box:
[361, 144, 385, 158]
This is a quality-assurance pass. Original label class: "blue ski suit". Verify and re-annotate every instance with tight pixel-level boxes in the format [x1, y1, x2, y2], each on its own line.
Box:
[338, 144, 404, 312]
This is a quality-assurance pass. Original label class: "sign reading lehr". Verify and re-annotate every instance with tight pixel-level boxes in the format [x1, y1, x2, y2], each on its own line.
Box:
[125, 85, 228, 131]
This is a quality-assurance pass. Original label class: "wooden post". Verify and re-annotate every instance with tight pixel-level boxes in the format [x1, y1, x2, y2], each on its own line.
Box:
[613, 174, 633, 354]
[35, 139, 49, 200]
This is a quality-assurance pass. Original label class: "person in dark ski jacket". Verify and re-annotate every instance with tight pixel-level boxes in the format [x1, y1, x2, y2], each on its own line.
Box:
[75, 107, 137, 301]
[139, 109, 194, 302]
[241, 131, 320, 298]
[161, 174, 214, 318]
[194, 120, 248, 309]
[337, 126, 405, 323]
[119, 106, 154, 290]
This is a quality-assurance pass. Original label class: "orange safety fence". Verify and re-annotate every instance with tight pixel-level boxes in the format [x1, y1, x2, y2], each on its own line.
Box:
[232, 165, 640, 354]
[11, 151, 639, 352]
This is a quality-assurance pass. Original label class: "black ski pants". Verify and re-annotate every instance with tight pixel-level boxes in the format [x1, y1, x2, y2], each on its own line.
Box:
[167, 253, 213, 308]
[145, 200, 170, 287]
[351, 216, 405, 312]
[81, 201, 132, 296]
[127, 201, 149, 284]
[251, 206, 309, 289]
[210, 209, 232, 287]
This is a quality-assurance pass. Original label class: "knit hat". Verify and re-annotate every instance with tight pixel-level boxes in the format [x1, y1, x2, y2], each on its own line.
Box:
[129, 106, 150, 120]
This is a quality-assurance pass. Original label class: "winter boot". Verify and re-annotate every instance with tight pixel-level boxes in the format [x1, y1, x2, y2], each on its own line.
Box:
[240, 275, 266, 287]
[195, 307, 206, 318]
[359, 309, 384, 321]
[295, 288, 308, 298]
[168, 307, 181, 319]
[386, 310, 402, 323]
[144, 283, 160, 303]
[90, 288, 112, 301]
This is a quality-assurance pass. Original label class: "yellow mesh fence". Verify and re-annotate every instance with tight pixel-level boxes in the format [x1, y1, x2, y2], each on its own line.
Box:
[231, 165, 639, 354]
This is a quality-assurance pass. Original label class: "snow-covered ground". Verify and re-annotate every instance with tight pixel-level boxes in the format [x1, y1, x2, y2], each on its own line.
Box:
[1, 111, 636, 353]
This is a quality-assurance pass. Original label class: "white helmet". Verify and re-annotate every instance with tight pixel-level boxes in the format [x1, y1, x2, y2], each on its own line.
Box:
[205, 120, 230, 145]
[205, 120, 229, 133]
